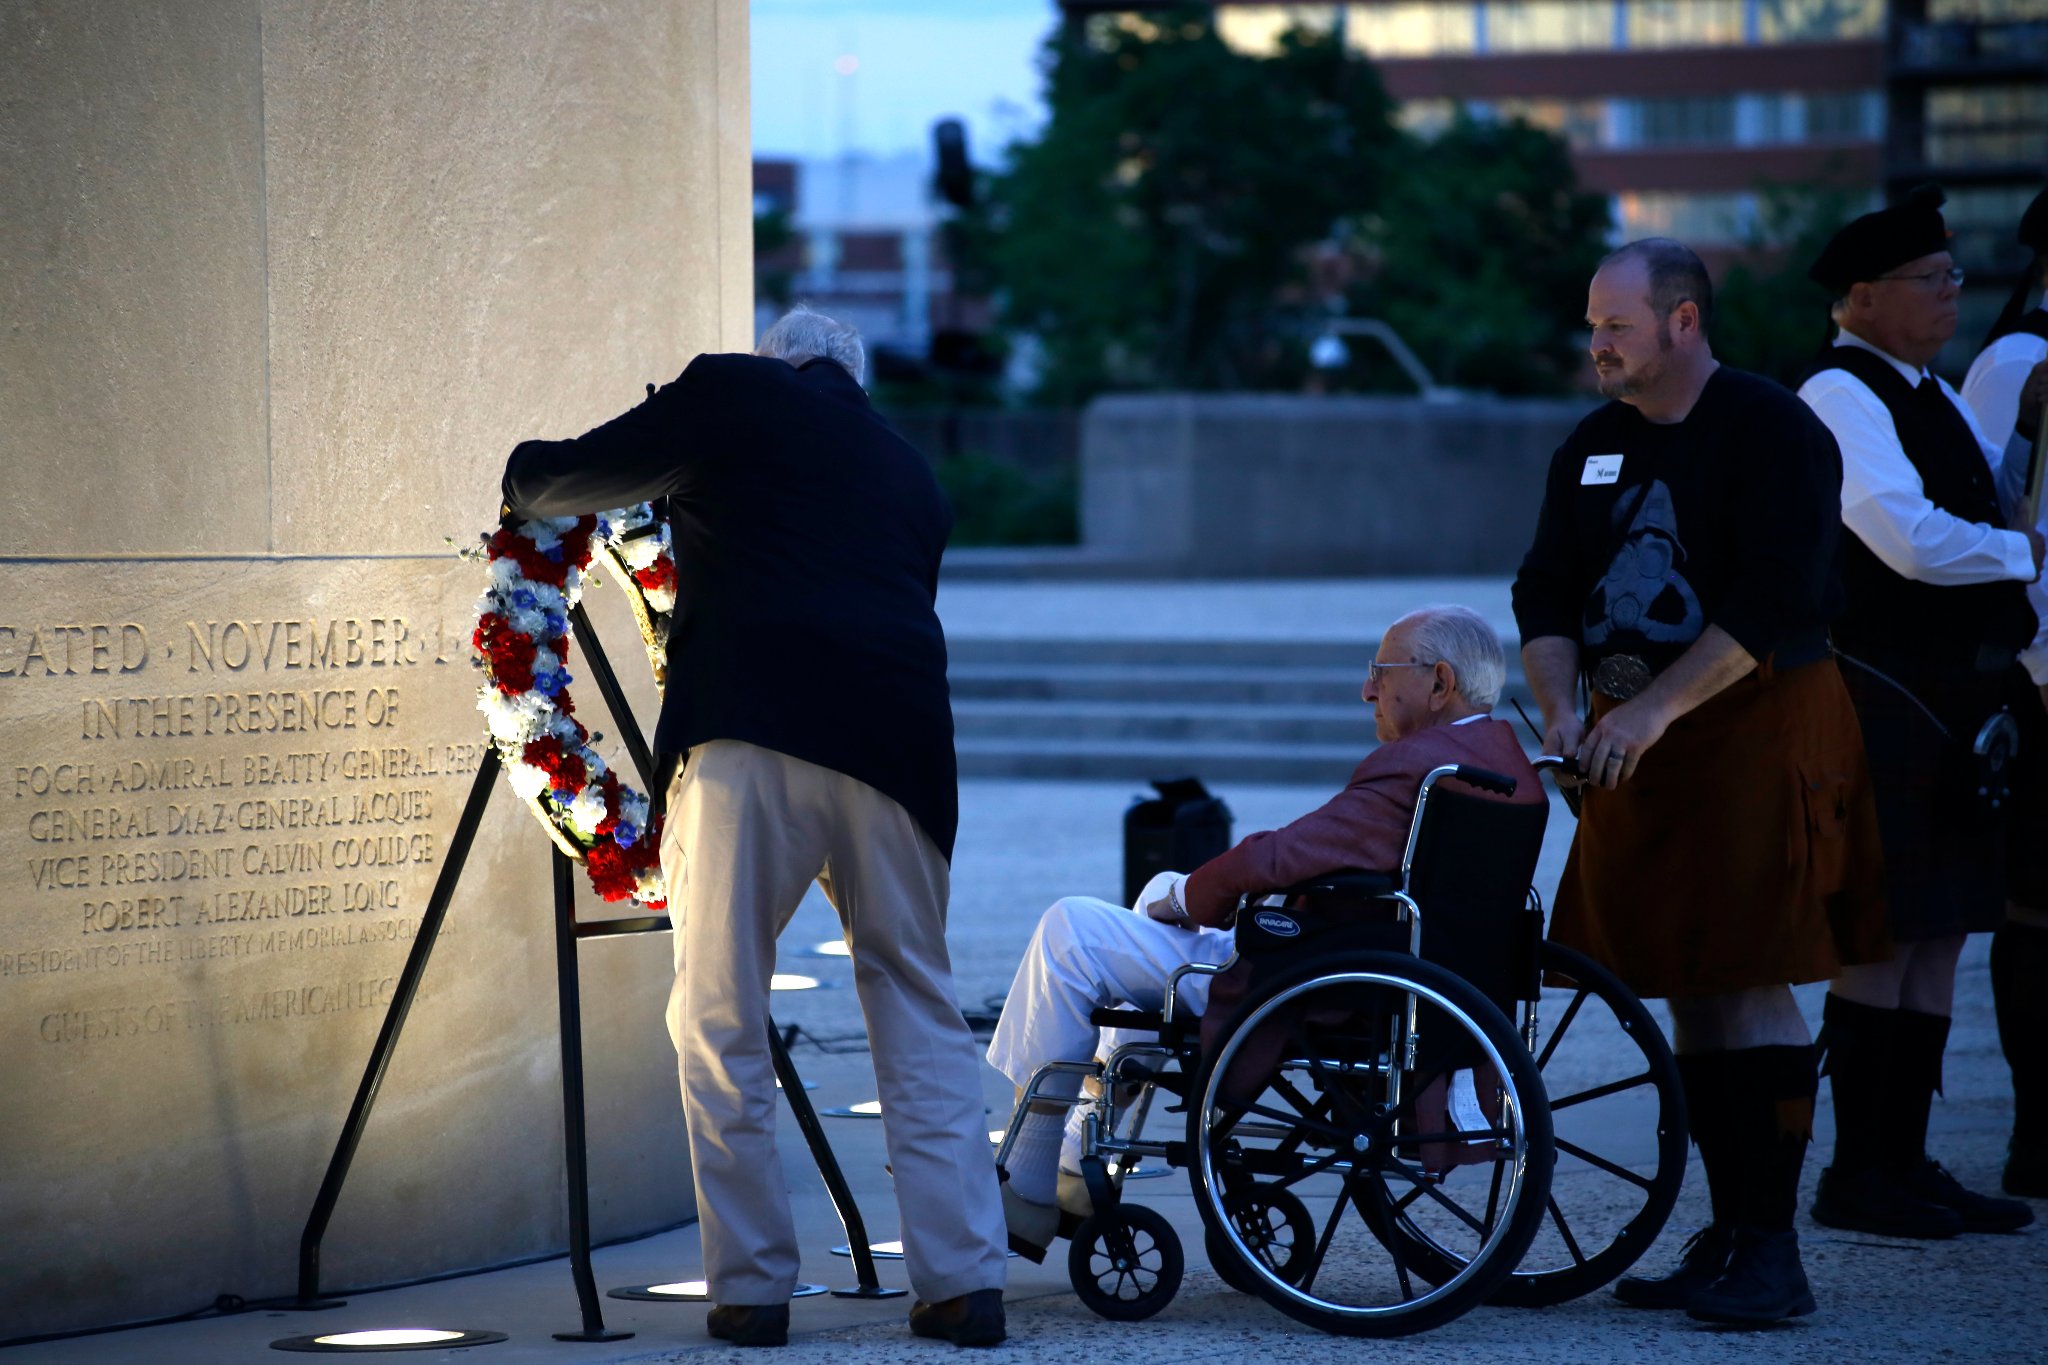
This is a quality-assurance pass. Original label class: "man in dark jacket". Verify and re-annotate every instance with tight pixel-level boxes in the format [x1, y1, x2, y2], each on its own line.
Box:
[502, 306, 1006, 1348]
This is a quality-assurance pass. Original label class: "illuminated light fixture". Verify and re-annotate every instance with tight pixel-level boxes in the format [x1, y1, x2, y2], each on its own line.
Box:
[822, 1099, 884, 1118]
[769, 973, 821, 992]
[810, 940, 852, 958]
[609, 1281, 827, 1304]
[272, 1327, 506, 1352]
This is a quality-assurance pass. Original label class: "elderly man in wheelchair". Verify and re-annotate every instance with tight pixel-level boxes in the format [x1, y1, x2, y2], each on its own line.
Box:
[985, 604, 1679, 1335]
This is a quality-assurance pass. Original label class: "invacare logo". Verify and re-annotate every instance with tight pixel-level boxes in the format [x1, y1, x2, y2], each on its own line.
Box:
[1252, 910, 1301, 938]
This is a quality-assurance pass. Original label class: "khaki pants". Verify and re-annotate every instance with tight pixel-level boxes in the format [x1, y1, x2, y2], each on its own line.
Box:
[660, 739, 1006, 1305]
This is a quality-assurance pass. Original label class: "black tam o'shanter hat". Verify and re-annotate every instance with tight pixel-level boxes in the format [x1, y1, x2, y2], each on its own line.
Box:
[1982, 182, 2048, 349]
[1808, 184, 1950, 295]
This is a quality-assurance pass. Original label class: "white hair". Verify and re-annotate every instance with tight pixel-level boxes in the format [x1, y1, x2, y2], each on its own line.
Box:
[756, 304, 866, 385]
[1399, 604, 1507, 710]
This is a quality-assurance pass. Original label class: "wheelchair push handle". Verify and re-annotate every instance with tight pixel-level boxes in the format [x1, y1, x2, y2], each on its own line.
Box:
[1446, 764, 1518, 798]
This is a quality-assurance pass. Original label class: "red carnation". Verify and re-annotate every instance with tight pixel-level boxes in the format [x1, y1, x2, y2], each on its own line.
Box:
[633, 558, 677, 594]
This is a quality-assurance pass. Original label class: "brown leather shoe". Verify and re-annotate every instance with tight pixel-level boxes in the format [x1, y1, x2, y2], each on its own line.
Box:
[705, 1303, 789, 1347]
[908, 1288, 1006, 1347]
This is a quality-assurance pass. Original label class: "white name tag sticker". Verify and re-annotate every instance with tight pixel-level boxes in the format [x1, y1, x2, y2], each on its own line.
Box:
[1581, 454, 1623, 486]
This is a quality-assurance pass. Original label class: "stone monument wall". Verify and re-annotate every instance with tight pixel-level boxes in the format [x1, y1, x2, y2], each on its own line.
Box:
[0, 0, 752, 1339]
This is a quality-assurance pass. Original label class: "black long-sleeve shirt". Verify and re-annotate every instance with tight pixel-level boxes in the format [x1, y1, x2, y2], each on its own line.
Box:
[502, 353, 960, 860]
[1513, 365, 1844, 674]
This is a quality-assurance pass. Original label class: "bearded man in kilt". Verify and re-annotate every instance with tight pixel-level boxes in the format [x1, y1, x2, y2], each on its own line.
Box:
[1515, 239, 1891, 1327]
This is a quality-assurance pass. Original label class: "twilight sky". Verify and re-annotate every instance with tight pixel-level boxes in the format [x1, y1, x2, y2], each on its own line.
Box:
[749, 0, 1055, 164]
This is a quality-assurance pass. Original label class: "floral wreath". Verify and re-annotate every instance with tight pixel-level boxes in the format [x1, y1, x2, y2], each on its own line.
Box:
[467, 503, 678, 908]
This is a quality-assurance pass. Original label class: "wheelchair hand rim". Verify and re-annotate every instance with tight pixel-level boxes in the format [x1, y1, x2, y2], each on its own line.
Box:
[1194, 968, 1539, 1321]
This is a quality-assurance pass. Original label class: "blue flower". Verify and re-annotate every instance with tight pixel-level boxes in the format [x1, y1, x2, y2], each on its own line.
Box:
[543, 543, 565, 562]
[614, 823, 639, 849]
[510, 588, 538, 610]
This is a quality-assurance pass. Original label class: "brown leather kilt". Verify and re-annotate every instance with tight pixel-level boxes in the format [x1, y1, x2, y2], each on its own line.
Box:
[1548, 657, 1891, 1000]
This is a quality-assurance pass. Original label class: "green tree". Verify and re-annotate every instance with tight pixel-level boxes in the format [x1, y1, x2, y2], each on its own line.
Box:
[1711, 176, 1871, 388]
[1346, 114, 1612, 396]
[977, 12, 1401, 403]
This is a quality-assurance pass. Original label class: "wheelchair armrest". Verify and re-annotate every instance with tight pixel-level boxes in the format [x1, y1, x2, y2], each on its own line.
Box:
[1265, 869, 1400, 898]
[1089, 1007, 1165, 1031]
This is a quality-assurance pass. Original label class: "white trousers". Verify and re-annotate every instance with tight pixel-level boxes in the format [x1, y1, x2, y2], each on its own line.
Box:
[986, 895, 1236, 1091]
[661, 740, 1006, 1305]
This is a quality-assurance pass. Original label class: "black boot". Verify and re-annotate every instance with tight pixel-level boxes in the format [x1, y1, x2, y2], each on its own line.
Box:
[1991, 923, 2048, 1197]
[1615, 1053, 1734, 1310]
[1811, 997, 1962, 1239]
[1893, 1007, 2035, 1232]
[1685, 1227, 1817, 1326]
[1687, 1046, 1820, 1326]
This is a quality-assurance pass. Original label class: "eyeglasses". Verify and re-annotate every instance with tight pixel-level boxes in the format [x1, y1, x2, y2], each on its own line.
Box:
[1366, 660, 1433, 685]
[1875, 266, 1965, 289]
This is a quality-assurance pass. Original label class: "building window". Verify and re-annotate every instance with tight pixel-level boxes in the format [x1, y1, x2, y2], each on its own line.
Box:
[1758, 0, 1886, 42]
[1215, 5, 1339, 57]
[1804, 89, 1884, 140]
[1484, 1, 1619, 52]
[1484, 96, 1610, 147]
[1346, 2, 1479, 57]
[1617, 94, 1741, 147]
[1925, 85, 2048, 166]
[1944, 184, 2045, 274]
[1396, 98, 1461, 138]
[1614, 191, 1757, 245]
[1626, 0, 1747, 48]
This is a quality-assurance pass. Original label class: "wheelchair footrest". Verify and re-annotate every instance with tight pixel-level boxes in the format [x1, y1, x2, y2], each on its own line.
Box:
[1089, 1008, 1165, 1030]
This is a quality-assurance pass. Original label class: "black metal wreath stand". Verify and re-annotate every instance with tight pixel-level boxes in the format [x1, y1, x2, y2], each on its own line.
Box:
[285, 607, 899, 1343]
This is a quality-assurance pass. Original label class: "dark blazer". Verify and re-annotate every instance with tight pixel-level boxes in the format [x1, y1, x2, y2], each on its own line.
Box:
[501, 353, 959, 860]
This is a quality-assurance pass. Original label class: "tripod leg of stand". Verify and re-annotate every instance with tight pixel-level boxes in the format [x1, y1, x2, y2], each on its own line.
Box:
[569, 603, 659, 795]
[290, 750, 501, 1310]
[552, 849, 633, 1342]
[767, 1022, 907, 1299]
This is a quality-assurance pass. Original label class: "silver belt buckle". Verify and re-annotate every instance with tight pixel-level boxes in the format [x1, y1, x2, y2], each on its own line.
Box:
[1591, 654, 1652, 701]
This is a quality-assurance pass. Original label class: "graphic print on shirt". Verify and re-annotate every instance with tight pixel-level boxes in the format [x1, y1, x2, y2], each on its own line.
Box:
[1582, 479, 1705, 661]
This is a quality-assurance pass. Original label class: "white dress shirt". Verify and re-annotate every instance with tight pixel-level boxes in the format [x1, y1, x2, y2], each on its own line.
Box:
[1797, 331, 2035, 607]
[1961, 311, 2048, 682]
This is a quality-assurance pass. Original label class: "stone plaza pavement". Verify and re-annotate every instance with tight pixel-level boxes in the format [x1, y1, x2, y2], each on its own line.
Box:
[10, 580, 2046, 1363]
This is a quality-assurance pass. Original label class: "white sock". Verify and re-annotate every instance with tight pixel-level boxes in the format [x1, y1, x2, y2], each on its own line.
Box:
[1060, 1101, 1091, 1176]
[1006, 1109, 1064, 1205]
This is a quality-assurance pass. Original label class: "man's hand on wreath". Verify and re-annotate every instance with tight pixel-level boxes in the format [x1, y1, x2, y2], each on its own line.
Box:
[1576, 697, 1672, 790]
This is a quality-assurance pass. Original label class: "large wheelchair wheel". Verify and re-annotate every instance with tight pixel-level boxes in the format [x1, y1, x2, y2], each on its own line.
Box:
[1392, 940, 1685, 1307]
[1187, 951, 1552, 1338]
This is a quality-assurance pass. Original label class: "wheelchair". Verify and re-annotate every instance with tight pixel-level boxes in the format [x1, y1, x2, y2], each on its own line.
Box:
[993, 759, 1687, 1337]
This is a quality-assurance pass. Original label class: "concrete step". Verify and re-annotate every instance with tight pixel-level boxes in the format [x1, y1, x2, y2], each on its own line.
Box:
[953, 698, 1375, 746]
[953, 736, 1366, 787]
[948, 662, 1373, 706]
[942, 635, 1538, 783]
[947, 638, 1379, 667]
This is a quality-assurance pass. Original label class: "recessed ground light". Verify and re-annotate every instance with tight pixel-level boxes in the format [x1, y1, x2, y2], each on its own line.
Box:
[272, 1327, 506, 1352]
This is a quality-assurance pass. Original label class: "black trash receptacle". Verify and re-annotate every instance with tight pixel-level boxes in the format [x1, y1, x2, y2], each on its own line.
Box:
[1123, 776, 1234, 908]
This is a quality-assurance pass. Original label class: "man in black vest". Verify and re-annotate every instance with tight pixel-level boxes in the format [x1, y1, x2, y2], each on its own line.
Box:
[1798, 187, 2043, 1242]
[502, 307, 1008, 1348]
[1961, 184, 2048, 1197]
